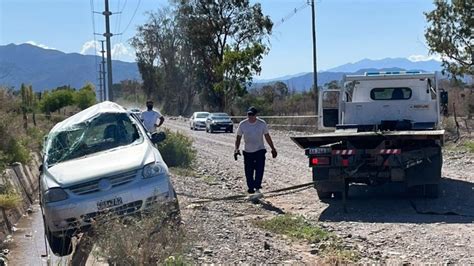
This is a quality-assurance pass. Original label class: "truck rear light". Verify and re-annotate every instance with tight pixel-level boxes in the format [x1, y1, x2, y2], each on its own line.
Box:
[379, 149, 401, 155]
[342, 159, 349, 167]
[310, 157, 330, 166]
[332, 149, 356, 155]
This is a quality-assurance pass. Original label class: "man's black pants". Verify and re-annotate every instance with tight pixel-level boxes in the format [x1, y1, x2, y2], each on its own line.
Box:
[243, 149, 266, 192]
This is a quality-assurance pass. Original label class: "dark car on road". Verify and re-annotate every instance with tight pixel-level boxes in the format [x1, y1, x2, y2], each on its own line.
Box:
[206, 113, 233, 133]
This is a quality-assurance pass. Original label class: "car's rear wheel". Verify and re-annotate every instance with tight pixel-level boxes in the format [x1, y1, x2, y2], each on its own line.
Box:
[46, 227, 73, 256]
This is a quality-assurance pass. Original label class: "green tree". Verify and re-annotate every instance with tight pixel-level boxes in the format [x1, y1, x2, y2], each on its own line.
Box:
[75, 83, 96, 110]
[425, 0, 473, 77]
[20, 84, 36, 129]
[130, 14, 162, 100]
[40, 87, 75, 114]
[131, 8, 199, 115]
[176, 0, 273, 111]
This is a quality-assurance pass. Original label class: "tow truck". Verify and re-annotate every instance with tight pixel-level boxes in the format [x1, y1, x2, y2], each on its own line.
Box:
[291, 71, 444, 199]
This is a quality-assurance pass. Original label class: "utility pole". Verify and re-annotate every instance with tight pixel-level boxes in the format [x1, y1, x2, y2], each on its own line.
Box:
[98, 64, 103, 102]
[310, 0, 318, 117]
[100, 40, 107, 101]
[103, 0, 114, 101]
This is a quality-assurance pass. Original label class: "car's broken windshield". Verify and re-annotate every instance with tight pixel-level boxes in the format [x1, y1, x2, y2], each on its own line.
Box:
[46, 113, 142, 166]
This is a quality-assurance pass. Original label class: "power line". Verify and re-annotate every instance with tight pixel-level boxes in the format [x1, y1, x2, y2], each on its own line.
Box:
[119, 0, 141, 35]
[117, 0, 127, 44]
[273, 2, 310, 29]
[90, 0, 101, 100]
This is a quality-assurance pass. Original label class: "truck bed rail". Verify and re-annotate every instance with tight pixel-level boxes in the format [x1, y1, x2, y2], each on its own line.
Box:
[291, 130, 445, 149]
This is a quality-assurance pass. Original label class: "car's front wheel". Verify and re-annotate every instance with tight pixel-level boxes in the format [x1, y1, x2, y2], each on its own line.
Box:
[46, 227, 73, 256]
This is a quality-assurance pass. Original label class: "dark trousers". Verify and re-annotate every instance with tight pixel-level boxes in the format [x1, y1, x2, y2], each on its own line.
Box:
[243, 149, 266, 191]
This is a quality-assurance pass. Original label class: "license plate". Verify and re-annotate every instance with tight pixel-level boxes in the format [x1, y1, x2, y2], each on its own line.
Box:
[97, 197, 123, 210]
[221, 127, 227, 129]
[308, 148, 331, 155]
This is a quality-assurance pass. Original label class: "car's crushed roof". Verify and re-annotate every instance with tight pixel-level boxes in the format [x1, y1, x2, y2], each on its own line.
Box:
[50, 101, 127, 134]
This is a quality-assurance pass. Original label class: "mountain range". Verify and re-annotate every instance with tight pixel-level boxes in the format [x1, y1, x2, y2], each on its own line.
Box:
[0, 43, 444, 92]
[254, 58, 443, 91]
[0, 43, 139, 91]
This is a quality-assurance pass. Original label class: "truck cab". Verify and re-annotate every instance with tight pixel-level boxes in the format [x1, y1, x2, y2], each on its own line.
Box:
[293, 72, 444, 200]
[320, 71, 441, 131]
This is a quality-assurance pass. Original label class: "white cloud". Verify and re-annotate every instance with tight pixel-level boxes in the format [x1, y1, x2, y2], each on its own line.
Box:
[25, 41, 55, 50]
[80, 40, 135, 61]
[408, 54, 442, 62]
[80, 40, 100, 55]
[111, 43, 134, 59]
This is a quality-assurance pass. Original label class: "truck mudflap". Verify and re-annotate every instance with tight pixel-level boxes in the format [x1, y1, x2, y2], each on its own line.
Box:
[291, 130, 445, 149]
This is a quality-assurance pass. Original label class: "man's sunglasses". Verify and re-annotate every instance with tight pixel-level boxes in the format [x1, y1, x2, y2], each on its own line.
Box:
[247, 113, 256, 116]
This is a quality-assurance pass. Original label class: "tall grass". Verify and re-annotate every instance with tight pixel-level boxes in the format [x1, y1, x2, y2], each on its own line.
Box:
[90, 202, 185, 265]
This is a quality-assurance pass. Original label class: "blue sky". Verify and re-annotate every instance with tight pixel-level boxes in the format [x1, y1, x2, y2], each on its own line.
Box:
[0, 0, 438, 79]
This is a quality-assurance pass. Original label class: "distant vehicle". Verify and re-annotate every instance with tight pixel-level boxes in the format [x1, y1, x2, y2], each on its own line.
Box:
[189, 112, 210, 130]
[39, 102, 179, 256]
[292, 71, 444, 200]
[206, 112, 233, 133]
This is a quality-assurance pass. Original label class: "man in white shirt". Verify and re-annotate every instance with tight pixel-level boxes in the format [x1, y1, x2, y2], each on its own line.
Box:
[234, 107, 277, 195]
[140, 100, 165, 132]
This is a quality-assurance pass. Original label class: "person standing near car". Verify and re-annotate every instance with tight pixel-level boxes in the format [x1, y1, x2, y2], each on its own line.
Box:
[234, 107, 277, 195]
[141, 100, 165, 132]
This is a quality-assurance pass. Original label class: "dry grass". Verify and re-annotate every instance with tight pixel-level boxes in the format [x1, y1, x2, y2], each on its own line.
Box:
[255, 214, 359, 264]
[90, 202, 186, 265]
[0, 185, 22, 210]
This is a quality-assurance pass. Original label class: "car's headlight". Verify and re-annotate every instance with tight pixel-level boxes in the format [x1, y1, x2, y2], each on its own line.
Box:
[44, 188, 68, 203]
[143, 162, 167, 178]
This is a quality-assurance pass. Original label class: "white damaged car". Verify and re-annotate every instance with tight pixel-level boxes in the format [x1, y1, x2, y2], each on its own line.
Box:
[40, 101, 179, 256]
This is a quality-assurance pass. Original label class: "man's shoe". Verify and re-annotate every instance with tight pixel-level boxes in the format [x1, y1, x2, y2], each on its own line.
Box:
[247, 189, 255, 194]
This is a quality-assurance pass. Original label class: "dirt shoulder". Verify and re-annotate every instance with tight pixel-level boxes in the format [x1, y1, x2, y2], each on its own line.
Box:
[167, 119, 474, 264]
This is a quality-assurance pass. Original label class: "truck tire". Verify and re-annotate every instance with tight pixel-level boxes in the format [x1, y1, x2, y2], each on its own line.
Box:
[424, 184, 439, 198]
[316, 189, 333, 200]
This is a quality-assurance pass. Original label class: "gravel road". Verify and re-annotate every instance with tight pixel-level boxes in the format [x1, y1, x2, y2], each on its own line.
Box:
[7, 118, 473, 264]
[166, 118, 474, 264]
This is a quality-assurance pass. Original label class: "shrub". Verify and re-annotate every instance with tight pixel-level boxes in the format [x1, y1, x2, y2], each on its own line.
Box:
[91, 204, 185, 265]
[465, 141, 474, 153]
[158, 129, 196, 167]
[0, 183, 22, 209]
[5, 139, 30, 164]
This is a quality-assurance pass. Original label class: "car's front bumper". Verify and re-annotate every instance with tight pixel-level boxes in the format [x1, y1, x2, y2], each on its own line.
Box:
[43, 174, 177, 236]
[209, 123, 233, 131]
[193, 122, 206, 129]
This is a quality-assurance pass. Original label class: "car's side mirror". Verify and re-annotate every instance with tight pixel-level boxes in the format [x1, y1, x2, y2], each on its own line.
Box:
[151, 132, 166, 144]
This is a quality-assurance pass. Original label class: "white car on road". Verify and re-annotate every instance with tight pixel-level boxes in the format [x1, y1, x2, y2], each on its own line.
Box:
[189, 111, 210, 130]
[40, 101, 178, 256]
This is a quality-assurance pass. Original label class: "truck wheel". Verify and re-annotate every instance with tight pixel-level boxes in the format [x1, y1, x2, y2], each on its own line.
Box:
[316, 190, 333, 200]
[424, 184, 439, 198]
[46, 227, 73, 256]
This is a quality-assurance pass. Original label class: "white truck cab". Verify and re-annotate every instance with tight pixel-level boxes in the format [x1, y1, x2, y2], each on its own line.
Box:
[294, 71, 445, 200]
[319, 71, 440, 131]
